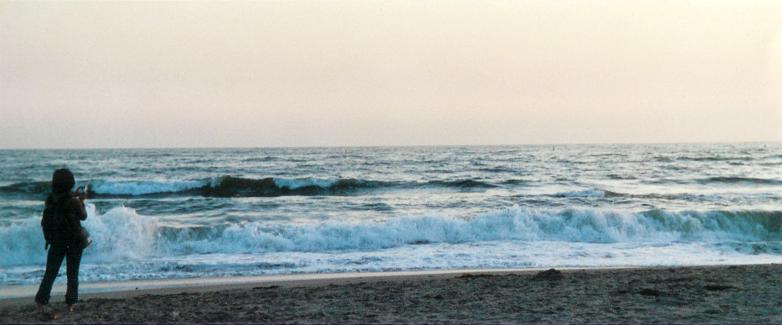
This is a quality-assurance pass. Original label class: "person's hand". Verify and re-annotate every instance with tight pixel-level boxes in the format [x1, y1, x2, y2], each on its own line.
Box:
[44, 242, 49, 251]
[74, 188, 86, 201]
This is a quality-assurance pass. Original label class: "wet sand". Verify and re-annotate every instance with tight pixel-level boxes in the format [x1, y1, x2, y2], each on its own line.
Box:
[1, 264, 780, 323]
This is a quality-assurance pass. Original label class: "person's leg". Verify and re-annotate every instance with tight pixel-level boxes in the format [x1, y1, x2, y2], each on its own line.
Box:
[35, 244, 66, 306]
[64, 245, 83, 309]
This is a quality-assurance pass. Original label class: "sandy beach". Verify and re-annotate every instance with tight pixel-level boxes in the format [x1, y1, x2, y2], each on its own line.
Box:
[1, 264, 780, 323]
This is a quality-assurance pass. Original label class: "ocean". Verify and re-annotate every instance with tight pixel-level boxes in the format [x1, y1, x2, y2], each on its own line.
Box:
[1, 143, 781, 286]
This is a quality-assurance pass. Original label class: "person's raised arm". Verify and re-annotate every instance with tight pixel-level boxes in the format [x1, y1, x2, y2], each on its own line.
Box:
[71, 195, 88, 221]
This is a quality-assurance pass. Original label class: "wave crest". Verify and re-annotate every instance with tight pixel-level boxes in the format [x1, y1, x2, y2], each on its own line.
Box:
[2, 206, 780, 268]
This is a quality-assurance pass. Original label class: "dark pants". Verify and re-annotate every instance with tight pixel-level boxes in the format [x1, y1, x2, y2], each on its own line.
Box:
[35, 242, 82, 305]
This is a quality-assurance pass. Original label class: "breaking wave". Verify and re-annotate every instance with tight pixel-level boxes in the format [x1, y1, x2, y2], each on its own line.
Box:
[2, 205, 780, 268]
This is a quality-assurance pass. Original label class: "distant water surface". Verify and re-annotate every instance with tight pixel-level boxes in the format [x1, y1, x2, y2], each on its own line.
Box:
[1, 143, 781, 286]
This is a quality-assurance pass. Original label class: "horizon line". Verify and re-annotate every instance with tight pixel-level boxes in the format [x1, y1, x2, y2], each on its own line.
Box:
[1, 140, 780, 151]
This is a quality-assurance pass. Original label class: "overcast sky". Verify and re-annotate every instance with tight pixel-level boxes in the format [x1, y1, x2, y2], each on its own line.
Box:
[1, 0, 781, 148]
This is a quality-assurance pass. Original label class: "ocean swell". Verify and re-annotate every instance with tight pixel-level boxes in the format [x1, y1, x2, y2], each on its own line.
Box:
[0, 181, 50, 198]
[202, 176, 388, 197]
[697, 177, 782, 185]
[0, 176, 506, 198]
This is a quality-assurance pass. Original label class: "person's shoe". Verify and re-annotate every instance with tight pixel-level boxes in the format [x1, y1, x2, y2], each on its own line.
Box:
[67, 304, 75, 312]
[36, 303, 44, 313]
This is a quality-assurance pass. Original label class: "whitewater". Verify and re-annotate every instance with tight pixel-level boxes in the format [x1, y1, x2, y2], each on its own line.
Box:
[1, 144, 781, 286]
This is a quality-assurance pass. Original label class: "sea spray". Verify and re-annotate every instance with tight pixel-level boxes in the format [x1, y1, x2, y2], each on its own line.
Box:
[0, 204, 159, 267]
[81, 204, 159, 262]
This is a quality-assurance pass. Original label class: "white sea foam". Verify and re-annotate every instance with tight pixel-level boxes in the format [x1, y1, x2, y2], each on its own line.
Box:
[157, 206, 780, 256]
[80, 205, 159, 262]
[3, 205, 781, 266]
[2, 205, 781, 284]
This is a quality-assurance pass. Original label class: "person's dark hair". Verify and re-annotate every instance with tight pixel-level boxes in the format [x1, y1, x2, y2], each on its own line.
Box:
[51, 168, 75, 194]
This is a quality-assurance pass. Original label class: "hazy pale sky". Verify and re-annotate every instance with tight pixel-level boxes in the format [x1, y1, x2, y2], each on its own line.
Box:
[1, 0, 781, 148]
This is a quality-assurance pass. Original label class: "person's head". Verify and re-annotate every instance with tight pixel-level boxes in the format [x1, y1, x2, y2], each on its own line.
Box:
[51, 168, 75, 194]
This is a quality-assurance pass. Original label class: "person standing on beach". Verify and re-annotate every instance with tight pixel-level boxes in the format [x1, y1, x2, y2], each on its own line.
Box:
[35, 169, 88, 313]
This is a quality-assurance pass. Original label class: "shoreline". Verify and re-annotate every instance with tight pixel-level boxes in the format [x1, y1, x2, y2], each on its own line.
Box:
[1, 264, 780, 323]
[0, 266, 638, 302]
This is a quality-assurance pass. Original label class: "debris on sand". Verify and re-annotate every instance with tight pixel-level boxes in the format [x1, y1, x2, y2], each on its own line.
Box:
[532, 268, 564, 281]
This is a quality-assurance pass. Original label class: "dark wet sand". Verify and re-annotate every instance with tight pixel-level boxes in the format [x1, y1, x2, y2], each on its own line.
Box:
[1, 264, 780, 323]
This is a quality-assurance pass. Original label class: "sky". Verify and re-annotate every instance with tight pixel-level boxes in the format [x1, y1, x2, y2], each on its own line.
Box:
[1, 0, 781, 149]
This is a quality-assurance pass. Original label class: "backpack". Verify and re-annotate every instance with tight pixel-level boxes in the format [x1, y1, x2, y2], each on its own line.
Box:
[41, 195, 91, 249]
[41, 196, 68, 243]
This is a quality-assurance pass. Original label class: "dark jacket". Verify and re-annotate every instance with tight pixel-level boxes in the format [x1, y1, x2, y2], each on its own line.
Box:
[41, 192, 88, 245]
